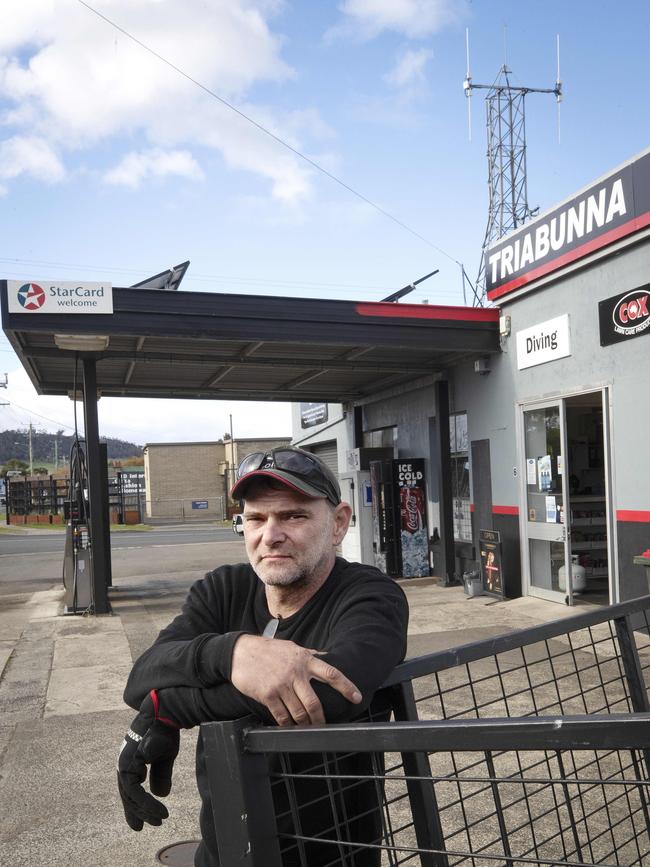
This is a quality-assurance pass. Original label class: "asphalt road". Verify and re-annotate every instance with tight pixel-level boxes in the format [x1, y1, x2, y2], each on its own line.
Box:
[0, 524, 246, 595]
[0, 524, 235, 556]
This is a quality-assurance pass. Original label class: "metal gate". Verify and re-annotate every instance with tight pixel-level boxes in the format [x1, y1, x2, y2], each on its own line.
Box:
[203, 595, 650, 865]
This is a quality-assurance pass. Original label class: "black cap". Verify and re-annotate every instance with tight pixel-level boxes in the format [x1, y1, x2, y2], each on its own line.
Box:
[231, 447, 341, 506]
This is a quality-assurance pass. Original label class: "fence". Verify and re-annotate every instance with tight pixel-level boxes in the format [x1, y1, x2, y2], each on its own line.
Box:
[145, 496, 226, 522]
[202, 595, 650, 866]
[5, 472, 145, 524]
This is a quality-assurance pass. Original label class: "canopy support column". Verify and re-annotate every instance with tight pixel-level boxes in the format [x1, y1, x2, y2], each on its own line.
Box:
[82, 357, 110, 614]
[433, 380, 456, 585]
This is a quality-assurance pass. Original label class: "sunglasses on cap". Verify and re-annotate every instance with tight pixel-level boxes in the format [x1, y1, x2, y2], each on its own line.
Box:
[234, 447, 341, 506]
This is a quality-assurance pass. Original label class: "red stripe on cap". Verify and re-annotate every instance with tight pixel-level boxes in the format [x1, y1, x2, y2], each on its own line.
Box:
[488, 211, 650, 301]
[617, 509, 650, 523]
[355, 302, 499, 322]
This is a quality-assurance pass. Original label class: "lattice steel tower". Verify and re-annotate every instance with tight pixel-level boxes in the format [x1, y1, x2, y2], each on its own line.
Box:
[464, 34, 562, 305]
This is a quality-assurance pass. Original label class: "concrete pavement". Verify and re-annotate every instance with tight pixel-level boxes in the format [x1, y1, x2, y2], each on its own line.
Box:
[0, 544, 596, 867]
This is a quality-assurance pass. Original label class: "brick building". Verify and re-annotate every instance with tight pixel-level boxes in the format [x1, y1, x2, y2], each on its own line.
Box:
[143, 436, 290, 520]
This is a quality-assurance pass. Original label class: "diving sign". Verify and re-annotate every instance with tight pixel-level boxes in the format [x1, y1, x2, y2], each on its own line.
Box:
[8, 280, 113, 314]
[516, 314, 571, 370]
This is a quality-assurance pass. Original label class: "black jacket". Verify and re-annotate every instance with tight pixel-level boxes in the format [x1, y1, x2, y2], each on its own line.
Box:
[124, 558, 409, 866]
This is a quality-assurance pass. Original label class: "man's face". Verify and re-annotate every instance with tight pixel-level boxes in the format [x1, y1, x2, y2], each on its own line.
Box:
[242, 485, 346, 589]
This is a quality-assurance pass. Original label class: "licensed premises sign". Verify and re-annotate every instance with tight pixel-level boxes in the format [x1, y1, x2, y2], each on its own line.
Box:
[516, 314, 571, 370]
[300, 402, 328, 429]
[7, 280, 113, 314]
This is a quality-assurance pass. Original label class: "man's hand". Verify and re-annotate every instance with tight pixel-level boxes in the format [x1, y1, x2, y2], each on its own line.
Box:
[230, 634, 362, 726]
[117, 690, 180, 831]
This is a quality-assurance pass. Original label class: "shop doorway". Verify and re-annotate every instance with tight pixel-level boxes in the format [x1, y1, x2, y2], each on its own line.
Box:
[519, 389, 613, 606]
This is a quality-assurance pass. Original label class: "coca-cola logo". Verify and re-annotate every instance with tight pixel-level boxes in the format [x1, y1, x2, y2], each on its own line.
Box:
[405, 493, 420, 532]
[612, 290, 650, 337]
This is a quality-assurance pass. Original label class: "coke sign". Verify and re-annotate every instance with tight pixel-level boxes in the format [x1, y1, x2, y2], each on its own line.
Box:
[392, 458, 429, 578]
[599, 283, 650, 346]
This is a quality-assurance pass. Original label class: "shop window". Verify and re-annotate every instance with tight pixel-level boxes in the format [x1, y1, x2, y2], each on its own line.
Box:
[450, 413, 472, 542]
[363, 426, 397, 449]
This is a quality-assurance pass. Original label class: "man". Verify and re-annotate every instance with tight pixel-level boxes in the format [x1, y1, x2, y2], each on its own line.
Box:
[118, 447, 408, 866]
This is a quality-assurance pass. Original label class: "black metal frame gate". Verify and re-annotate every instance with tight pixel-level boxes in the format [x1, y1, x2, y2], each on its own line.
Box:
[202, 595, 650, 866]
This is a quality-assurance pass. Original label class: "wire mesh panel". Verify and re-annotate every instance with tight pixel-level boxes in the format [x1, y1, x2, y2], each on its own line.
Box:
[241, 717, 650, 867]
[371, 599, 650, 727]
[203, 597, 650, 866]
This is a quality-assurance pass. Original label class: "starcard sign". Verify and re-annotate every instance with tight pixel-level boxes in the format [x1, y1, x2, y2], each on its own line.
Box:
[599, 283, 650, 346]
[486, 149, 650, 301]
[516, 314, 571, 370]
[7, 280, 113, 314]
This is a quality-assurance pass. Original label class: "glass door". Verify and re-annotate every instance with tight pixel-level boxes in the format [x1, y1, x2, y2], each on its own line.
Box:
[521, 402, 572, 604]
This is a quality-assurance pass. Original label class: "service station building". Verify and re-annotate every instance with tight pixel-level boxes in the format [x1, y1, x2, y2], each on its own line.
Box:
[3, 147, 650, 612]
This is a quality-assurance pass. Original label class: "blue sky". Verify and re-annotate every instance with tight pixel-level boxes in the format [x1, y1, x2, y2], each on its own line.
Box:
[1, 0, 649, 446]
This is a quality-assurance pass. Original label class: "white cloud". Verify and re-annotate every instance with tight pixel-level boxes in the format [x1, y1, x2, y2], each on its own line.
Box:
[384, 47, 432, 88]
[0, 135, 65, 183]
[0, 0, 328, 201]
[105, 148, 204, 187]
[335, 0, 465, 40]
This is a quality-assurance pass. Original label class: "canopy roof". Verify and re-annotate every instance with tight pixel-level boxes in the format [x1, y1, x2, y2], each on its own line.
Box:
[1, 282, 499, 403]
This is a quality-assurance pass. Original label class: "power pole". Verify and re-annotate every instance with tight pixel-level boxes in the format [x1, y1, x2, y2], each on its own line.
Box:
[229, 413, 235, 492]
[28, 423, 34, 476]
[464, 31, 562, 305]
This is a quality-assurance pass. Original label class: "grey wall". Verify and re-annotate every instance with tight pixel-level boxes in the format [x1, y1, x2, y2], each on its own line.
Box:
[452, 239, 650, 514]
[450, 236, 650, 600]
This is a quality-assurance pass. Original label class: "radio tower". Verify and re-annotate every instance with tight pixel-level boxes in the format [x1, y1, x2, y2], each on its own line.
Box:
[464, 32, 562, 305]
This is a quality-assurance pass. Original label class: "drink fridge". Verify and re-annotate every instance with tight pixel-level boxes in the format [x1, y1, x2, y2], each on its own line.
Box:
[369, 458, 430, 578]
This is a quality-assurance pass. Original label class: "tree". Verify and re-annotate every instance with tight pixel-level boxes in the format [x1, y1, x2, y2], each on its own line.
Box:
[1, 459, 29, 477]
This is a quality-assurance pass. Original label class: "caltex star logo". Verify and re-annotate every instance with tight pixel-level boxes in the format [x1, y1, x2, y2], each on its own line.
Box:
[17, 283, 46, 311]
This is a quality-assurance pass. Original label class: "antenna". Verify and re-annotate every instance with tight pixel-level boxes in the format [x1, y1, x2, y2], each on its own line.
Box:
[464, 38, 563, 306]
[463, 28, 472, 141]
[556, 34, 562, 144]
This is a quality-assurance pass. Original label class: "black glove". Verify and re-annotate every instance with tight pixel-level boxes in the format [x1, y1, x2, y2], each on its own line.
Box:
[117, 689, 180, 831]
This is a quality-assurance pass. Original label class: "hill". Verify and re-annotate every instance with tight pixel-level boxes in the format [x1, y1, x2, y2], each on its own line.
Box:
[0, 428, 143, 465]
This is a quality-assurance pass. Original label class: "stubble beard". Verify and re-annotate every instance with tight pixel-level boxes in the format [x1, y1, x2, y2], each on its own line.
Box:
[253, 546, 332, 590]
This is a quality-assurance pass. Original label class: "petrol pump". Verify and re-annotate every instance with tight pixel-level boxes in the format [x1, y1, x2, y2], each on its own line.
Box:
[62, 438, 94, 613]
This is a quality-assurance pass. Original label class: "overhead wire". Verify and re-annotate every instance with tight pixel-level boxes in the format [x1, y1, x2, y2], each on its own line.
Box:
[2, 400, 76, 433]
[0, 258, 467, 303]
[76, 0, 465, 270]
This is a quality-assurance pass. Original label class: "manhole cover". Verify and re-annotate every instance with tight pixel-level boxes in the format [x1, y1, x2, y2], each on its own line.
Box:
[156, 840, 200, 866]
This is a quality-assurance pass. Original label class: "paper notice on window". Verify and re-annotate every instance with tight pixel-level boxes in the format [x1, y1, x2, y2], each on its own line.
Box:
[545, 496, 557, 523]
[538, 455, 552, 492]
[526, 458, 537, 486]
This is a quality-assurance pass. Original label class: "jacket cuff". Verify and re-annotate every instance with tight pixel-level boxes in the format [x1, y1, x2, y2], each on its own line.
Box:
[195, 631, 248, 685]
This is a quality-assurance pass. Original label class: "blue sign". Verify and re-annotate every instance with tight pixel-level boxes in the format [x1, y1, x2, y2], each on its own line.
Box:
[192, 500, 209, 510]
